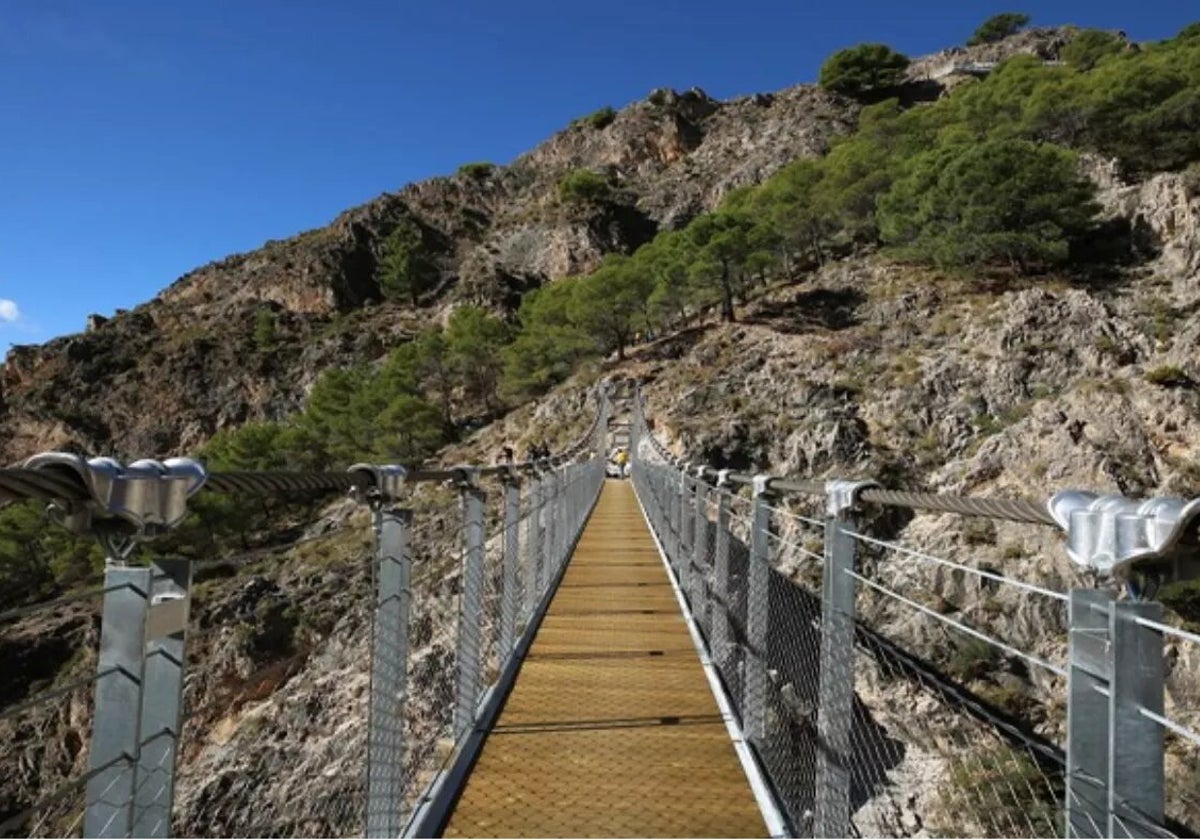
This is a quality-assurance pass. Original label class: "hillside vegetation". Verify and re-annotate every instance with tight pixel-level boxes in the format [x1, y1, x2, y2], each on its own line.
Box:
[3, 19, 1200, 611]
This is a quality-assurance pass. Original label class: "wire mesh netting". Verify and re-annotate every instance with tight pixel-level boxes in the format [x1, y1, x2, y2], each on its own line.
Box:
[0, 598, 99, 839]
[629, 447, 1089, 838]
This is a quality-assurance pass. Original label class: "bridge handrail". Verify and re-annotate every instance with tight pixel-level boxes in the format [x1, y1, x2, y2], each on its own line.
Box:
[0, 387, 612, 839]
[630, 383, 1200, 838]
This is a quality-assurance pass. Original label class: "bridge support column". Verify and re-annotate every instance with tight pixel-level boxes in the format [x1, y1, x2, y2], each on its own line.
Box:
[86, 558, 192, 839]
[366, 507, 412, 839]
[743, 475, 772, 743]
[455, 479, 486, 740]
[1066, 591, 1165, 838]
[814, 481, 875, 838]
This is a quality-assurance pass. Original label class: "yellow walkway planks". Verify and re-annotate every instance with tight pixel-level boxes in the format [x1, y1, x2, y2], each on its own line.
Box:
[443, 480, 766, 838]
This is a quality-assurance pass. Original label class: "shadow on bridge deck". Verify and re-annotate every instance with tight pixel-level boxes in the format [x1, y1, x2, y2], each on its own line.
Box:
[442, 480, 767, 838]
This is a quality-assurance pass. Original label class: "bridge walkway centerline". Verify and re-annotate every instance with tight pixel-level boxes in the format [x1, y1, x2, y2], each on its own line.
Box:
[441, 479, 768, 838]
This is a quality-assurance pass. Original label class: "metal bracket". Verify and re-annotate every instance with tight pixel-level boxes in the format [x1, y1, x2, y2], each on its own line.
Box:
[1048, 491, 1200, 587]
[24, 452, 207, 540]
[349, 463, 408, 504]
[449, 465, 481, 488]
[752, 474, 773, 498]
[826, 479, 880, 517]
[716, 469, 732, 488]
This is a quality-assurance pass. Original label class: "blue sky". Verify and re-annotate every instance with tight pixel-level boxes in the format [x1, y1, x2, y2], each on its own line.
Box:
[0, 1, 1192, 346]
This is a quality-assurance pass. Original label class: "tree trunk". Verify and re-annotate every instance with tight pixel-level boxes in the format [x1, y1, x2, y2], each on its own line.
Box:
[720, 261, 736, 323]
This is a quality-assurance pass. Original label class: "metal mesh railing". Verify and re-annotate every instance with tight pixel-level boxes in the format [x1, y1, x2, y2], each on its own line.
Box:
[629, 389, 1198, 839]
[0, 588, 101, 839]
[1, 390, 610, 839]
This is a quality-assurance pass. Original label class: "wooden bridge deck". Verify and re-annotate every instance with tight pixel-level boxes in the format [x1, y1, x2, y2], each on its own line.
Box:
[443, 480, 766, 838]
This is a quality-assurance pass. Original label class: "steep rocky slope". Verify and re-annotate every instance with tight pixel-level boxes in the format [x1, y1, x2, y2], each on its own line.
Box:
[0, 27, 1077, 464]
[0, 86, 855, 462]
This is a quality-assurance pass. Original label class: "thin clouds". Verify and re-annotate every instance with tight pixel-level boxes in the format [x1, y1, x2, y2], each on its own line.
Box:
[0, 299, 18, 323]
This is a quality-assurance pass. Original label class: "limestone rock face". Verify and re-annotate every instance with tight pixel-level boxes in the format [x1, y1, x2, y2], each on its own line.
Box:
[0, 78, 858, 464]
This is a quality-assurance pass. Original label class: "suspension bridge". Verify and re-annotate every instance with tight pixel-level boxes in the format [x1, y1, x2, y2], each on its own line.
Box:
[1, 384, 1199, 838]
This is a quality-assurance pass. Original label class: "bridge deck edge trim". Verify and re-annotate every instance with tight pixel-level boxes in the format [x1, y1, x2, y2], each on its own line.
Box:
[629, 479, 790, 840]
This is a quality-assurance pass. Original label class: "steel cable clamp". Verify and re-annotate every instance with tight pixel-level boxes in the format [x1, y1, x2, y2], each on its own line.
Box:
[1048, 491, 1200, 594]
[348, 464, 408, 504]
[826, 479, 881, 517]
[23, 452, 207, 555]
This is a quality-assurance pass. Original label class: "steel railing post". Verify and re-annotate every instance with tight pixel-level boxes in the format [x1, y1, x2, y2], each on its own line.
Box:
[678, 467, 691, 590]
[814, 480, 875, 838]
[691, 467, 708, 619]
[366, 507, 412, 839]
[86, 564, 151, 838]
[667, 466, 680, 566]
[744, 475, 772, 743]
[712, 473, 732, 667]
[499, 476, 521, 662]
[131, 559, 192, 839]
[529, 473, 544, 609]
[1067, 590, 1115, 838]
[1109, 599, 1165, 837]
[455, 480, 486, 740]
[544, 471, 558, 587]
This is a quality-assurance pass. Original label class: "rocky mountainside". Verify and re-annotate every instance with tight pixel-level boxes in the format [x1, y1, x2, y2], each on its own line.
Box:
[0, 83, 860, 463]
[0, 27, 1079, 464]
[4, 22, 1200, 837]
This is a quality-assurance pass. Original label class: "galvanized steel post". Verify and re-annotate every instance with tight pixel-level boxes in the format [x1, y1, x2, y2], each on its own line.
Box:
[814, 480, 876, 838]
[1066, 590, 1166, 838]
[711, 471, 732, 666]
[544, 470, 559, 584]
[677, 467, 691, 588]
[529, 472, 544, 609]
[743, 475, 772, 743]
[24, 455, 207, 840]
[499, 475, 521, 661]
[691, 466, 708, 617]
[366, 507, 412, 839]
[667, 465, 681, 567]
[86, 563, 151, 839]
[1067, 589, 1116, 838]
[132, 559, 191, 839]
[1110, 599, 1165, 837]
[455, 475, 486, 740]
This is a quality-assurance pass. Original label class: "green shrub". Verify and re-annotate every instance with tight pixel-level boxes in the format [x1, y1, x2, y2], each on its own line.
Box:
[582, 106, 617, 129]
[457, 161, 496, 179]
[253, 308, 277, 349]
[967, 12, 1031, 46]
[378, 219, 438, 306]
[818, 43, 910, 96]
[877, 139, 1099, 270]
[1144, 365, 1191, 387]
[1060, 29, 1125, 70]
[1159, 579, 1200, 630]
[557, 169, 612, 205]
[1177, 22, 1200, 41]
[938, 742, 1061, 836]
[948, 637, 1001, 681]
